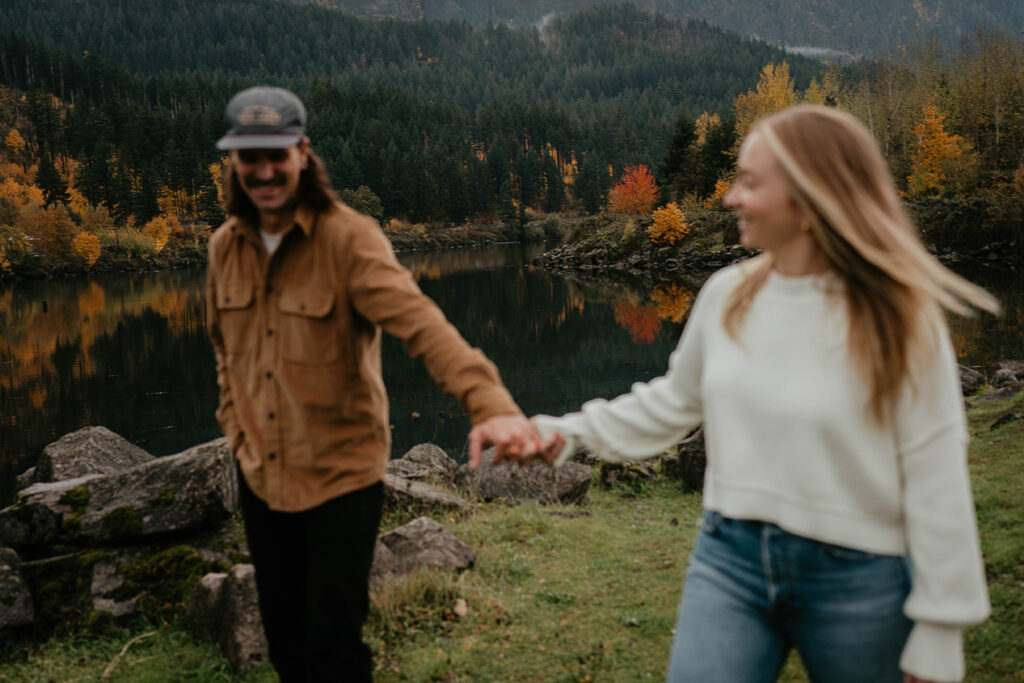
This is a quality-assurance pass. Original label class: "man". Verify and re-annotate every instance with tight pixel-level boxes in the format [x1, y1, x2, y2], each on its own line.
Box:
[206, 86, 546, 681]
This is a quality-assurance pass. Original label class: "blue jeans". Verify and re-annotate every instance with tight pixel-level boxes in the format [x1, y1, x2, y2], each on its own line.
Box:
[667, 511, 912, 683]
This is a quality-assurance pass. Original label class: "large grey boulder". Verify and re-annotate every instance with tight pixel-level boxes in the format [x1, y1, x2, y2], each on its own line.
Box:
[0, 548, 35, 629]
[21, 426, 155, 490]
[998, 360, 1024, 377]
[370, 517, 475, 586]
[387, 443, 458, 483]
[958, 365, 985, 395]
[453, 449, 591, 504]
[0, 438, 237, 548]
[383, 475, 470, 511]
[185, 564, 269, 676]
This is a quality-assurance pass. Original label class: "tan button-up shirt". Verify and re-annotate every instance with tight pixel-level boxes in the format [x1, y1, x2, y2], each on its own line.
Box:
[206, 201, 520, 512]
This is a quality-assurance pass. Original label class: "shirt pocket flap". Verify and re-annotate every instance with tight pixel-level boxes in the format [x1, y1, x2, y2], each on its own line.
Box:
[280, 289, 335, 319]
[216, 283, 254, 310]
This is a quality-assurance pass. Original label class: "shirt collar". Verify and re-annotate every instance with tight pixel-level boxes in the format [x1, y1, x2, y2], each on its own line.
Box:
[231, 203, 316, 243]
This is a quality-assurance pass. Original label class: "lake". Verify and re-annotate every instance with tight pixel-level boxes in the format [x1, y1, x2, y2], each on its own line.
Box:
[2, 243, 1022, 505]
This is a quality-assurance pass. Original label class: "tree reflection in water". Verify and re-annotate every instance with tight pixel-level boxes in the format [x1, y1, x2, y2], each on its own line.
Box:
[0, 246, 1020, 506]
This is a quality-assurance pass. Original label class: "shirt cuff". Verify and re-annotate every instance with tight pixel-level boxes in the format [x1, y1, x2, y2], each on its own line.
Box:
[899, 622, 964, 682]
[533, 414, 579, 467]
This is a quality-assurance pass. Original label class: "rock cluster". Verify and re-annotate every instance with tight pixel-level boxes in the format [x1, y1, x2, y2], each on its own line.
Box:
[3, 364, 1017, 672]
[0, 425, 599, 674]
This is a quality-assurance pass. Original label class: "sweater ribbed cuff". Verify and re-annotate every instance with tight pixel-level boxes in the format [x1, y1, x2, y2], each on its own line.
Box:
[899, 622, 964, 682]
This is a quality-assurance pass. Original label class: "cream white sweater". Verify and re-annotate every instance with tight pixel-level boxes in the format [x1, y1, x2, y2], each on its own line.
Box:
[534, 263, 989, 682]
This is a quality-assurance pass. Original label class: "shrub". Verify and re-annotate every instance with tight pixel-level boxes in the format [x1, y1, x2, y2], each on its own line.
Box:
[648, 202, 690, 245]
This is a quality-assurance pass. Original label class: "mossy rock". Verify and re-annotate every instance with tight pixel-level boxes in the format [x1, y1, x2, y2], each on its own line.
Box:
[111, 545, 229, 621]
[20, 550, 107, 636]
[101, 506, 142, 541]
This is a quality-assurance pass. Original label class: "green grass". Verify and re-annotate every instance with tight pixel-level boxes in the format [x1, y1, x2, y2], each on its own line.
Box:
[2, 391, 1021, 681]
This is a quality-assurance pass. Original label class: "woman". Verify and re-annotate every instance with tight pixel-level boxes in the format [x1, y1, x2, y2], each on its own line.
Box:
[532, 105, 996, 682]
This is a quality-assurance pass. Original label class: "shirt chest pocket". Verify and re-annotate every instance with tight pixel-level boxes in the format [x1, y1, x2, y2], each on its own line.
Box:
[215, 283, 256, 355]
[279, 288, 340, 365]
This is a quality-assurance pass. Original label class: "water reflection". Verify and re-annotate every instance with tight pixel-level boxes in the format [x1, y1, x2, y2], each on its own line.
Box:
[1, 248, 1021, 506]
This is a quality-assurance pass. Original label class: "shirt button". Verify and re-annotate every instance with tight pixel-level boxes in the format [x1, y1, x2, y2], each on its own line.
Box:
[265, 285, 273, 294]
[268, 412, 275, 420]
[267, 329, 273, 336]
[268, 452, 276, 460]
[265, 371, 272, 379]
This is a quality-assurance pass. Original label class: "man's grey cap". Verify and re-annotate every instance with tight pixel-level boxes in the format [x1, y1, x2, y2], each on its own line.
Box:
[216, 86, 307, 151]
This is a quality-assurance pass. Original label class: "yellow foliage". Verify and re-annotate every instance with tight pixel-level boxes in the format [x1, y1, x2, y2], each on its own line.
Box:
[733, 62, 798, 140]
[67, 186, 92, 216]
[651, 282, 694, 323]
[704, 179, 732, 209]
[907, 100, 963, 197]
[803, 78, 827, 105]
[0, 177, 44, 208]
[648, 202, 689, 246]
[4, 129, 25, 153]
[142, 215, 175, 252]
[0, 161, 34, 185]
[73, 232, 101, 268]
[694, 112, 721, 146]
[1014, 164, 1024, 196]
[209, 159, 227, 207]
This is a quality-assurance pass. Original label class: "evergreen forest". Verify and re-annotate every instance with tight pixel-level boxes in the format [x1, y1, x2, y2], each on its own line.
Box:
[0, 0, 1022, 277]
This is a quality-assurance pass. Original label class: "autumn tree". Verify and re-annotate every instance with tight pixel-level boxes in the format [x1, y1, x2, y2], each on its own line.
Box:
[733, 62, 798, 141]
[72, 232, 101, 267]
[705, 179, 732, 209]
[5, 129, 27, 170]
[608, 164, 659, 214]
[907, 100, 964, 197]
[649, 202, 689, 245]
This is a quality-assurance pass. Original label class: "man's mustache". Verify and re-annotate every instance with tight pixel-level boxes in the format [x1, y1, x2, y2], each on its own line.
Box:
[244, 175, 287, 188]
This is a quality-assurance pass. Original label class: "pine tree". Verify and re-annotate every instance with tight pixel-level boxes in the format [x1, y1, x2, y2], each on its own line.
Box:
[36, 152, 71, 207]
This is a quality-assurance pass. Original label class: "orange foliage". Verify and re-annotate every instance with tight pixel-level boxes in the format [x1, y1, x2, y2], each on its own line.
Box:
[73, 232, 101, 268]
[613, 300, 662, 345]
[0, 177, 44, 208]
[651, 283, 694, 322]
[0, 161, 34, 185]
[907, 100, 963, 197]
[649, 202, 689, 245]
[704, 178, 732, 209]
[1014, 164, 1024, 196]
[607, 164, 659, 214]
[18, 203, 77, 259]
[209, 159, 227, 207]
[142, 214, 182, 252]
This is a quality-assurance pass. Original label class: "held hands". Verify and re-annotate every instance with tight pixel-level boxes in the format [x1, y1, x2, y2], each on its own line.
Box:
[468, 414, 565, 469]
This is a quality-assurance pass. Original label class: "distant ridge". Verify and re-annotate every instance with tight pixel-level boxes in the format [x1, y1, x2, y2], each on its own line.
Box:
[306, 0, 1024, 56]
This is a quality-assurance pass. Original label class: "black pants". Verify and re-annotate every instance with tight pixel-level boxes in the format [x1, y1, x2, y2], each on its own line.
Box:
[239, 473, 383, 682]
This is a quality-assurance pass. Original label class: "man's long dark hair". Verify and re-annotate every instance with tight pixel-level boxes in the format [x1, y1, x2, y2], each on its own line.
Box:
[223, 148, 337, 225]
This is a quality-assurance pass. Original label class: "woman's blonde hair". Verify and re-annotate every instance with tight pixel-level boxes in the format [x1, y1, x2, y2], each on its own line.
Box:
[723, 104, 999, 423]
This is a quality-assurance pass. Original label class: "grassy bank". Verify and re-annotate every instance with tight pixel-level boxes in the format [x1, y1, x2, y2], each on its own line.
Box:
[2, 390, 1022, 681]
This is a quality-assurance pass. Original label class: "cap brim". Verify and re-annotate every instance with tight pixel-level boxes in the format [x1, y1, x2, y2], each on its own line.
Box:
[216, 133, 303, 150]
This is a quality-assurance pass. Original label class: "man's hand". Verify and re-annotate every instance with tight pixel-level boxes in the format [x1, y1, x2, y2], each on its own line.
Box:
[468, 414, 555, 469]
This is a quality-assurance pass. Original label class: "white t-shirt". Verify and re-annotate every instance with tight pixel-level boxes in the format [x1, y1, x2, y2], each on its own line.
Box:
[260, 229, 284, 256]
[534, 262, 989, 682]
